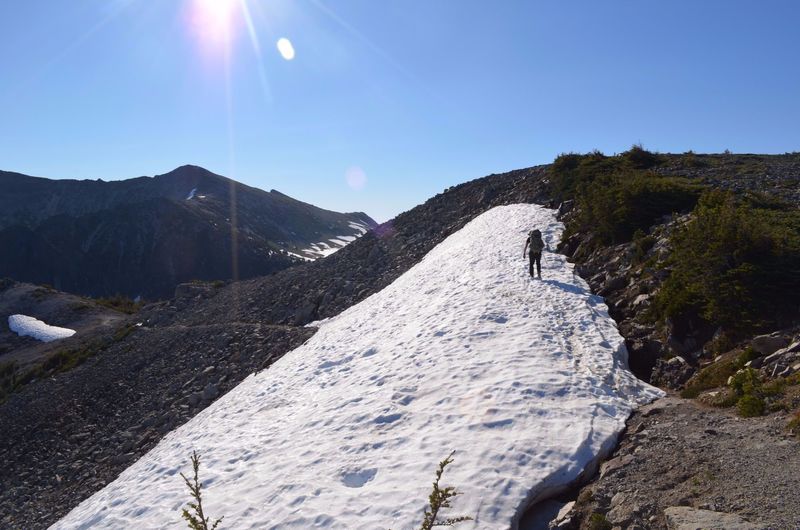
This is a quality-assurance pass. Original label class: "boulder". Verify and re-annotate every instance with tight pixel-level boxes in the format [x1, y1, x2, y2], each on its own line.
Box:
[601, 275, 628, 296]
[556, 200, 574, 219]
[751, 334, 789, 356]
[664, 507, 762, 530]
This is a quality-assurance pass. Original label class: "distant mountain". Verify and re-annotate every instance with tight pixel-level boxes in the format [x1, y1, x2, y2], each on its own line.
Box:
[0, 166, 376, 298]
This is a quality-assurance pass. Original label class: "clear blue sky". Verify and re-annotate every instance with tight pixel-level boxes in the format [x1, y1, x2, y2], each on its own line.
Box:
[1, 1, 798, 221]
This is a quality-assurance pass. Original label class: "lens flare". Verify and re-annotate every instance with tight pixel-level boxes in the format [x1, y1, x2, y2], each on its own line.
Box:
[345, 166, 367, 190]
[276, 37, 295, 60]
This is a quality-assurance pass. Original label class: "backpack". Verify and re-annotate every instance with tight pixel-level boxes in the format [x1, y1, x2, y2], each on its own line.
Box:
[529, 230, 544, 253]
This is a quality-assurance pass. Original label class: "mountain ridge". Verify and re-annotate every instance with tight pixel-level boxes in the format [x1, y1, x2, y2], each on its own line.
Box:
[0, 165, 376, 298]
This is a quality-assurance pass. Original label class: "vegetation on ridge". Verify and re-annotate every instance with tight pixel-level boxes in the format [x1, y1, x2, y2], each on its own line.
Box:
[550, 147, 800, 425]
[550, 146, 702, 246]
[652, 189, 800, 336]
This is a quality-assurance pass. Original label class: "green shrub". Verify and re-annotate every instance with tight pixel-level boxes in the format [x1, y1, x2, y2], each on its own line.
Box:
[632, 229, 657, 262]
[95, 294, 143, 314]
[737, 394, 765, 417]
[587, 512, 613, 530]
[549, 149, 699, 245]
[734, 347, 760, 369]
[622, 144, 664, 169]
[681, 358, 739, 398]
[653, 190, 800, 334]
[680, 151, 708, 168]
[573, 172, 701, 244]
[550, 150, 618, 202]
[728, 368, 768, 417]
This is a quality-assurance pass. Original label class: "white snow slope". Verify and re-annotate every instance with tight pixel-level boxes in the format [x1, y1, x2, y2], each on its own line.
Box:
[8, 314, 76, 342]
[54, 204, 662, 530]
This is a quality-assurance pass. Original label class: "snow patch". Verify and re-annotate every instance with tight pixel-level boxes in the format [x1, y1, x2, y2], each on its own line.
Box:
[348, 221, 369, 234]
[186, 188, 197, 200]
[55, 204, 662, 530]
[8, 314, 76, 342]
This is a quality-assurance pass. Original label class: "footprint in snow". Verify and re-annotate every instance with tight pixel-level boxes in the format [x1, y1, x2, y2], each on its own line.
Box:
[341, 468, 377, 488]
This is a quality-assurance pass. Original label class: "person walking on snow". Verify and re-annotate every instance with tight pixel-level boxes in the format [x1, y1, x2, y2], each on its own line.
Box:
[523, 229, 545, 278]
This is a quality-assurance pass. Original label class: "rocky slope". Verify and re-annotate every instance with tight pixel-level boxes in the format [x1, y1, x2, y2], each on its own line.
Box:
[549, 152, 800, 529]
[553, 397, 800, 529]
[0, 165, 549, 529]
[0, 280, 128, 368]
[0, 165, 375, 298]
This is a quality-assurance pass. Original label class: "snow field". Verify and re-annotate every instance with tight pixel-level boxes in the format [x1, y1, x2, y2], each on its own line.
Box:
[54, 204, 662, 530]
[8, 314, 76, 342]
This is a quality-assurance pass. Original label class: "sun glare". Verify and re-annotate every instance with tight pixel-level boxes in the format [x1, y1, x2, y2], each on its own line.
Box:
[192, 0, 240, 46]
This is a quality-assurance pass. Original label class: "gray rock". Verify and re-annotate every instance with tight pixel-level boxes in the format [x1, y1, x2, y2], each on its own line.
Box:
[601, 275, 627, 295]
[187, 392, 202, 407]
[751, 334, 789, 356]
[664, 506, 762, 529]
[600, 454, 635, 478]
[201, 383, 218, 402]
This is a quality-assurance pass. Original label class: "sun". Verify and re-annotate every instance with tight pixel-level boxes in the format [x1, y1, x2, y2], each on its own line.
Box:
[191, 0, 241, 46]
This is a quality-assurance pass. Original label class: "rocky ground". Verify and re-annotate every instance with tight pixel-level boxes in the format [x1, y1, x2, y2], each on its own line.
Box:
[553, 397, 800, 529]
[657, 152, 800, 203]
[0, 280, 128, 369]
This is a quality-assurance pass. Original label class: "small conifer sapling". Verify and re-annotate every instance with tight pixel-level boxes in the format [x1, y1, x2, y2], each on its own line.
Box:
[180, 450, 223, 530]
[419, 451, 473, 530]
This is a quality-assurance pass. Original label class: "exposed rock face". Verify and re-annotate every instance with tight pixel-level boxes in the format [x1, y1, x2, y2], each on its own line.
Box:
[751, 333, 789, 356]
[0, 166, 376, 298]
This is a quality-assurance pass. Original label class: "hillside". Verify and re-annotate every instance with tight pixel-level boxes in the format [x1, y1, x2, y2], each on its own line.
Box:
[55, 204, 661, 529]
[2, 152, 799, 528]
[0, 164, 549, 529]
[0, 166, 375, 298]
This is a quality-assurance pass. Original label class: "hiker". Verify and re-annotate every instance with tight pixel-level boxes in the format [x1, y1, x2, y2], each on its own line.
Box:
[523, 229, 545, 278]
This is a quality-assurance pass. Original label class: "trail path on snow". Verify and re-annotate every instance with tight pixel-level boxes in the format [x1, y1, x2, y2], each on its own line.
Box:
[54, 204, 661, 530]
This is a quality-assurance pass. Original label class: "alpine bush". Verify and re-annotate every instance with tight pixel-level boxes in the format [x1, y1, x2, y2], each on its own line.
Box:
[549, 148, 700, 245]
[653, 190, 800, 334]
